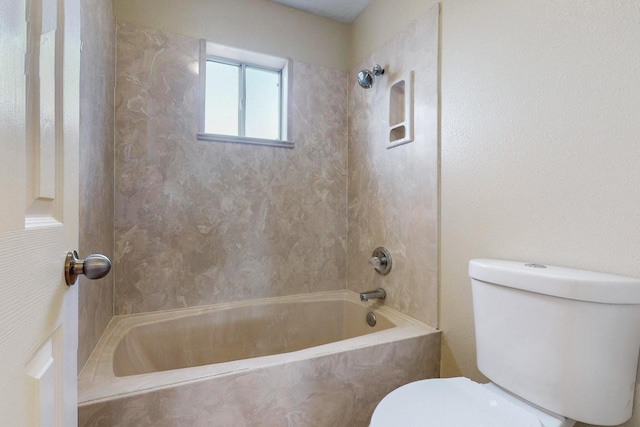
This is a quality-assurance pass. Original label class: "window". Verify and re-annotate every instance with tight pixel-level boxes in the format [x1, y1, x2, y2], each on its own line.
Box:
[198, 40, 293, 148]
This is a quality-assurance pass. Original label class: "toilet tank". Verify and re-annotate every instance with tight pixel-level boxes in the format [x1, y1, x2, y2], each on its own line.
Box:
[469, 259, 640, 426]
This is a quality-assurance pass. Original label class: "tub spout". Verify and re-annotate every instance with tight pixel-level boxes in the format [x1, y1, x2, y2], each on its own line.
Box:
[359, 288, 386, 302]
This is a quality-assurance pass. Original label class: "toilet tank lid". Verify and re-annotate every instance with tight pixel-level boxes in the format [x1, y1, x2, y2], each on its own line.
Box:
[469, 259, 640, 304]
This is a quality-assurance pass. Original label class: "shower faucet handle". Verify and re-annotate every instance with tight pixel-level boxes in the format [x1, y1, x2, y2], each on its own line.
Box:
[369, 247, 392, 275]
[369, 256, 384, 268]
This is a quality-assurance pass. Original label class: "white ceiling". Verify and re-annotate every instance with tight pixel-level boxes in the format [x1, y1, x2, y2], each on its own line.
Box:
[271, 0, 372, 23]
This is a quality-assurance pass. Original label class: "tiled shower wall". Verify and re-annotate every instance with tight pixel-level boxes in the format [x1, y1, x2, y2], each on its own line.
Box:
[347, 8, 439, 327]
[114, 23, 348, 314]
[112, 10, 438, 325]
[78, 0, 116, 372]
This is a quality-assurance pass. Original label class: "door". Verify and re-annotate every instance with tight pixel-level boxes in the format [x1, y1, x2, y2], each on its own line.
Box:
[0, 0, 80, 425]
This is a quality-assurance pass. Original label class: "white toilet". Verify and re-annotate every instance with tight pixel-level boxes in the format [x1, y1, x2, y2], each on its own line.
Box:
[370, 259, 640, 427]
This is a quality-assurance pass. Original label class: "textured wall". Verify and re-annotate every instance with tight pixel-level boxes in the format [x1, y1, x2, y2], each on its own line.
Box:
[347, 8, 439, 327]
[349, 0, 430, 70]
[439, 1, 640, 426]
[114, 23, 347, 314]
[78, 0, 115, 373]
[113, 0, 349, 71]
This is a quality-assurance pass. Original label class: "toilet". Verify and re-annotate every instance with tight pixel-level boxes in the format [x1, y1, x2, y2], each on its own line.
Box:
[370, 259, 640, 427]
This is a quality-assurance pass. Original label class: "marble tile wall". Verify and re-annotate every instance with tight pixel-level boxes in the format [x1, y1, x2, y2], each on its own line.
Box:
[78, 0, 116, 372]
[347, 7, 440, 326]
[114, 23, 348, 314]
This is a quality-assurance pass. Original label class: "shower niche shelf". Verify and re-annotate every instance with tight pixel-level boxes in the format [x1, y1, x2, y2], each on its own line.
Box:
[388, 71, 414, 149]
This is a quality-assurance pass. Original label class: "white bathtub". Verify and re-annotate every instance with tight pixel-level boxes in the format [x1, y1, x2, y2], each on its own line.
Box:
[78, 290, 440, 427]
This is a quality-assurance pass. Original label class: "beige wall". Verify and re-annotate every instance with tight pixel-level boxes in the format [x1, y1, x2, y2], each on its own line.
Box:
[113, 0, 350, 71]
[78, 0, 116, 372]
[356, 0, 640, 426]
[349, 0, 430, 70]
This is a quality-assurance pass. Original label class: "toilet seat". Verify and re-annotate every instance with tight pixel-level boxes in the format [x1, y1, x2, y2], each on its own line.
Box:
[370, 377, 543, 427]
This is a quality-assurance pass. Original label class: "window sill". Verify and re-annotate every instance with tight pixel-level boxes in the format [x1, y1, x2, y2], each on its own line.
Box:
[197, 132, 294, 149]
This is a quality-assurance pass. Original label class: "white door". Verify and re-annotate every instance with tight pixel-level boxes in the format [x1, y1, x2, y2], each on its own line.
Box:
[0, 0, 80, 425]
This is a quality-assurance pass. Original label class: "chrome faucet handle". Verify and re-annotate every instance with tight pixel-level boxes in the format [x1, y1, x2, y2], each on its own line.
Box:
[370, 247, 392, 275]
[369, 256, 385, 268]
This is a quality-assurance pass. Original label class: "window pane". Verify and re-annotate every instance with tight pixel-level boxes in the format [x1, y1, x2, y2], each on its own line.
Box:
[245, 66, 280, 140]
[205, 60, 239, 136]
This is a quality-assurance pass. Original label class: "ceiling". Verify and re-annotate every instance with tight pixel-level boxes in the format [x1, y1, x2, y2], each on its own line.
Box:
[271, 0, 372, 23]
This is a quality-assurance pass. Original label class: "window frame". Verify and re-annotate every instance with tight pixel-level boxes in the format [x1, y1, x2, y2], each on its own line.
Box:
[197, 40, 293, 149]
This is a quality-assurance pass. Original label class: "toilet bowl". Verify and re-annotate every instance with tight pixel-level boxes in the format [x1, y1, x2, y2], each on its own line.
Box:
[370, 377, 574, 427]
[369, 259, 640, 426]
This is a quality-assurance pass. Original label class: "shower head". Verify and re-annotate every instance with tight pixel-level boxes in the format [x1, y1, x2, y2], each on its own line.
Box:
[357, 64, 384, 89]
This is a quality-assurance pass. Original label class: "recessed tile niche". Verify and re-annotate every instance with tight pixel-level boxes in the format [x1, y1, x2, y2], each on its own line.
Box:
[388, 71, 414, 148]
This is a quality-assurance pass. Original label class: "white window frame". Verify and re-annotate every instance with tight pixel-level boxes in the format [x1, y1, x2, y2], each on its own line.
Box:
[197, 40, 293, 149]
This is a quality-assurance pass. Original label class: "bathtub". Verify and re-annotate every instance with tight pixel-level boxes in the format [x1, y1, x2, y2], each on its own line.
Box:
[78, 290, 441, 427]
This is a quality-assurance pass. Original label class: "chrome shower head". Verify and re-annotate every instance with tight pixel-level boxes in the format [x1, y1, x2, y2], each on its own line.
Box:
[357, 64, 384, 89]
